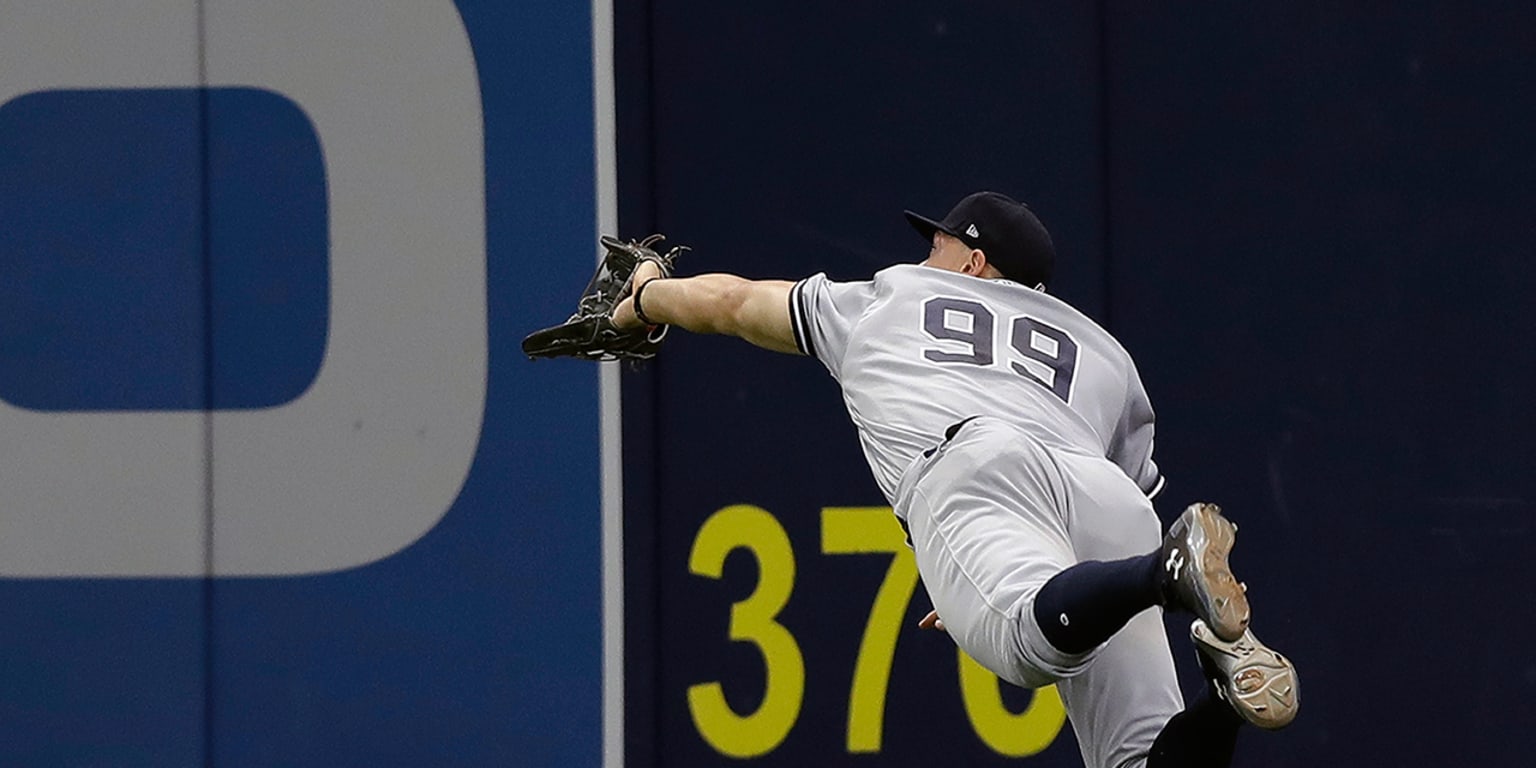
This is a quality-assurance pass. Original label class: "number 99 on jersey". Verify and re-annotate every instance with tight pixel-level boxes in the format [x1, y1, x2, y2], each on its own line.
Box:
[668, 504, 1070, 765]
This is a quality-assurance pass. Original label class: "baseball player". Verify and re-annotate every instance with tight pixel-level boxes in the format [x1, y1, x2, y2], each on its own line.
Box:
[530, 192, 1298, 768]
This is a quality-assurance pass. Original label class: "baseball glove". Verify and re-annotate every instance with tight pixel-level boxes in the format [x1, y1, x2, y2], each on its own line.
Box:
[521, 234, 688, 361]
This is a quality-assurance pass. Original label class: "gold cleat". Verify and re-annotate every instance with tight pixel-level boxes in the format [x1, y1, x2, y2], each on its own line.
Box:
[1161, 502, 1251, 641]
[1192, 619, 1299, 730]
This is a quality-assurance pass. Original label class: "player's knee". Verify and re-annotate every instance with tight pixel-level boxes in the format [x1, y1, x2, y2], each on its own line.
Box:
[1009, 597, 1097, 684]
[949, 601, 1089, 689]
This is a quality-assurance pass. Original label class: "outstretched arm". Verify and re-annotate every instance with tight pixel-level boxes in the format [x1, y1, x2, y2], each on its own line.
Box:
[612, 260, 802, 355]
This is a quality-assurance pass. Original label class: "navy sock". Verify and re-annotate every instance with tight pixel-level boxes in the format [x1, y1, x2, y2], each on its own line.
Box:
[1031, 552, 1164, 655]
[1146, 689, 1243, 768]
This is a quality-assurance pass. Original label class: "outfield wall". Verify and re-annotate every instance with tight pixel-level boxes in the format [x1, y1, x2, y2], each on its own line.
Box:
[2, 2, 1532, 767]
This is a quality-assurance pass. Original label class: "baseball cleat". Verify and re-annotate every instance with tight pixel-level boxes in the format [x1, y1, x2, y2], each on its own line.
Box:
[1192, 619, 1299, 730]
[1160, 502, 1250, 642]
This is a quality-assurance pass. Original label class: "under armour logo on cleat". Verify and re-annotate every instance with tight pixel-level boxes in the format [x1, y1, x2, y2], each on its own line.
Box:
[1165, 549, 1186, 580]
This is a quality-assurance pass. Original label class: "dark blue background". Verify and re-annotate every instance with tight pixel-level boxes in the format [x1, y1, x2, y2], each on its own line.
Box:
[621, 2, 1536, 766]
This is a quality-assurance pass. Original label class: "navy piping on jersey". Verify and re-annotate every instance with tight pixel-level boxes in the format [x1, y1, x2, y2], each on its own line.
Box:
[789, 280, 815, 356]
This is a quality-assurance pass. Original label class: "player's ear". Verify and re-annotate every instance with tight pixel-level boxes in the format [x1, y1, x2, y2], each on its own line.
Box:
[965, 248, 987, 276]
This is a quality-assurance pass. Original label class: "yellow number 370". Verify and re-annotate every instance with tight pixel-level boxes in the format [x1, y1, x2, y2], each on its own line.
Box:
[686, 504, 1067, 758]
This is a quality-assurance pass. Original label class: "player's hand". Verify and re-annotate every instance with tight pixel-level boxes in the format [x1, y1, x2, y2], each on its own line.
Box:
[612, 259, 665, 330]
[522, 234, 684, 361]
[918, 610, 946, 632]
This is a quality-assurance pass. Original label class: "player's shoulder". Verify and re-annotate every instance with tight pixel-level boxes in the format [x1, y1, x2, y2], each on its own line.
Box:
[869, 263, 1001, 296]
[872, 264, 1077, 313]
[871, 263, 938, 284]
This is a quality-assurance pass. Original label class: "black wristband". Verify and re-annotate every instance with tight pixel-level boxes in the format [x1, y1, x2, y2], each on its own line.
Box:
[633, 276, 661, 326]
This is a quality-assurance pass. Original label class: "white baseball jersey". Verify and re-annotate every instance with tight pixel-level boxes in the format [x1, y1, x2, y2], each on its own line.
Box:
[792, 263, 1181, 768]
[789, 263, 1162, 502]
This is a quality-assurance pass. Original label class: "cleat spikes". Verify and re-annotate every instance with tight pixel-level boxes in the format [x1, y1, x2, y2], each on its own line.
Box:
[1191, 620, 1299, 730]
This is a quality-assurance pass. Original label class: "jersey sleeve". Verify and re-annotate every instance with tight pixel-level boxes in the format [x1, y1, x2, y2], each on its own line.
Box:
[789, 272, 878, 378]
[1109, 361, 1165, 498]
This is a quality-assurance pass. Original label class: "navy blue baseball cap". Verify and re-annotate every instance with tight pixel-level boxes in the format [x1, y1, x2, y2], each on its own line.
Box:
[904, 191, 1056, 288]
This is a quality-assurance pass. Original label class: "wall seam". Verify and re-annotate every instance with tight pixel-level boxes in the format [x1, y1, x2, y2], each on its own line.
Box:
[1095, 0, 1116, 330]
[195, 1, 218, 766]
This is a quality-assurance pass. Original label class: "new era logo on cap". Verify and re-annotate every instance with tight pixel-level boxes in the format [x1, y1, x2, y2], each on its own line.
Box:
[965, 223, 980, 237]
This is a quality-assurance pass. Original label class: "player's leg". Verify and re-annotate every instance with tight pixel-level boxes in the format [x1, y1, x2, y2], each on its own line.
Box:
[1030, 500, 1251, 657]
[1046, 452, 1184, 768]
[1139, 620, 1299, 767]
[1056, 607, 1185, 768]
[894, 418, 1087, 688]
[1048, 452, 1295, 768]
[1145, 687, 1242, 768]
[1028, 551, 1165, 654]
